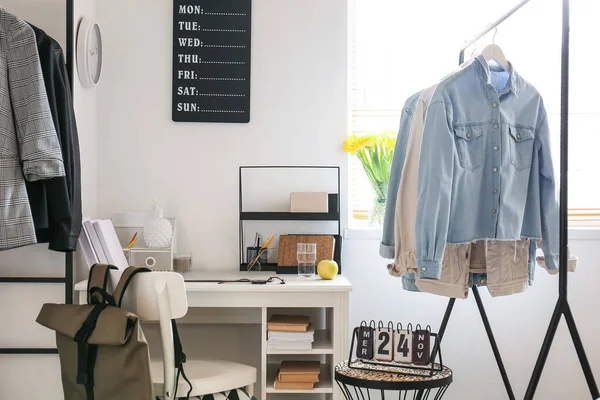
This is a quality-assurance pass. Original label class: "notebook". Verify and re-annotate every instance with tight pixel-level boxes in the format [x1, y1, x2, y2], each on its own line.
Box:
[273, 381, 316, 390]
[93, 219, 129, 269]
[278, 360, 321, 382]
[84, 219, 108, 264]
[278, 372, 320, 383]
[267, 341, 313, 351]
[267, 314, 310, 332]
[276, 360, 320, 388]
[268, 324, 315, 341]
[79, 217, 100, 267]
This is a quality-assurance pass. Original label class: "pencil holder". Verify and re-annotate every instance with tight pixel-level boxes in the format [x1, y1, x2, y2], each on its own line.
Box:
[246, 246, 269, 269]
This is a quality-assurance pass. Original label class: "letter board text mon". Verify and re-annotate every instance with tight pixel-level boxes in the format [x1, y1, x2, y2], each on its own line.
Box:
[173, 0, 251, 123]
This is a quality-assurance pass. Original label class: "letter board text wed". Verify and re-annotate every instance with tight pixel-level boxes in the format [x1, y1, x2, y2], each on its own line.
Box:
[173, 0, 251, 123]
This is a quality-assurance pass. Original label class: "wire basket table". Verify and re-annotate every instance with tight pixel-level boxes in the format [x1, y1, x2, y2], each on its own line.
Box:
[335, 360, 453, 400]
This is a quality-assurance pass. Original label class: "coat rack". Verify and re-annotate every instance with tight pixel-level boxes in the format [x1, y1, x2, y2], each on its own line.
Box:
[0, 0, 75, 356]
[433, 0, 600, 399]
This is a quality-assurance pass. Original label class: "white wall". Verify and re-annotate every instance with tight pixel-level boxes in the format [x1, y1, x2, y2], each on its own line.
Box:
[1, 0, 66, 48]
[344, 230, 600, 400]
[96, 0, 349, 269]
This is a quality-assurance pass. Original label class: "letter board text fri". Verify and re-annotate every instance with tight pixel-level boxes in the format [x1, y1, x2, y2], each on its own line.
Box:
[173, 0, 252, 123]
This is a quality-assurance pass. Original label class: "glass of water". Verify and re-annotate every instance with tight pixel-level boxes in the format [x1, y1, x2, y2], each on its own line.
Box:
[297, 243, 317, 277]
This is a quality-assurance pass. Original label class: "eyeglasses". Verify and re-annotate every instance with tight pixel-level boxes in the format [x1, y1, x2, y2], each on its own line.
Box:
[217, 276, 286, 285]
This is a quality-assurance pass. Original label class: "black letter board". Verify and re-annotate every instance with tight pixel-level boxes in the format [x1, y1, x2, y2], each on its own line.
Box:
[172, 0, 251, 123]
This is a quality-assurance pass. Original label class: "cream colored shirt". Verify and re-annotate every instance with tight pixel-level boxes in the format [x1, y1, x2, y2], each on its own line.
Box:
[393, 83, 438, 275]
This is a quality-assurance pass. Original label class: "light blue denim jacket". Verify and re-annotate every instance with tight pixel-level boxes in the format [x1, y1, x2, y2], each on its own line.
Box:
[380, 92, 422, 259]
[416, 55, 559, 280]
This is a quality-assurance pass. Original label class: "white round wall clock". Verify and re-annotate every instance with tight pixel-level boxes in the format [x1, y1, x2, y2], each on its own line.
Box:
[76, 18, 103, 88]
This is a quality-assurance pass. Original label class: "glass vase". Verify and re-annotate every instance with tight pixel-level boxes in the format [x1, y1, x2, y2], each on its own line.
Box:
[370, 181, 388, 226]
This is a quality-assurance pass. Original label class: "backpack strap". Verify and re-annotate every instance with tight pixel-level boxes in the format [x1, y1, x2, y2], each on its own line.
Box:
[172, 319, 193, 400]
[112, 266, 151, 308]
[74, 302, 109, 400]
[87, 264, 118, 305]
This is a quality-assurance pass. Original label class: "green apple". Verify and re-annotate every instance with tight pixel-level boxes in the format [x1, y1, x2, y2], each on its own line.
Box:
[317, 260, 338, 280]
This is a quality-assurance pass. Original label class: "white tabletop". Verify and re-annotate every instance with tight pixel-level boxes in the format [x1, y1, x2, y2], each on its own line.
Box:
[75, 270, 352, 294]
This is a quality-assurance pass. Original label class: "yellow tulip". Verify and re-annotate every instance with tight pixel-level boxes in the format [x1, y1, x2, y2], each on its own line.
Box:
[343, 132, 397, 184]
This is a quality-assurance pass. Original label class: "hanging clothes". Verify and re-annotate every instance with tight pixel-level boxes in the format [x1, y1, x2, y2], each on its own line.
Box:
[0, 8, 65, 250]
[415, 54, 558, 280]
[388, 62, 531, 298]
[385, 54, 576, 298]
[25, 24, 82, 252]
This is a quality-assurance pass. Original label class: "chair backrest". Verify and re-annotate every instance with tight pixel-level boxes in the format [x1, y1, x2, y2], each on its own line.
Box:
[107, 270, 188, 400]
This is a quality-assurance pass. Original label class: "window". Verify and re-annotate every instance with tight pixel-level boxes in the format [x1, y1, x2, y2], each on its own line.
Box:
[348, 0, 600, 225]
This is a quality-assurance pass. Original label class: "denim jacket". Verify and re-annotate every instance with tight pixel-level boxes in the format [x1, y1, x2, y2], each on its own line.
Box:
[416, 55, 559, 280]
[391, 70, 534, 298]
[380, 91, 422, 259]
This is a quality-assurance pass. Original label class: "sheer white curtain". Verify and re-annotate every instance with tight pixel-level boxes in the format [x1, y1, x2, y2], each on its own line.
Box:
[349, 0, 600, 225]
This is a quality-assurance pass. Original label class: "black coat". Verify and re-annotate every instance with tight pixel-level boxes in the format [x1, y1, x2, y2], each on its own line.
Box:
[26, 25, 82, 252]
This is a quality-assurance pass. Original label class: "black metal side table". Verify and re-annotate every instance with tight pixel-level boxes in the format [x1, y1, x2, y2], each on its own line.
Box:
[335, 361, 453, 400]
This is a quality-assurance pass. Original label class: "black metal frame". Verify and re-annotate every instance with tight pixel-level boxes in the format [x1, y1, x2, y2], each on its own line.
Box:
[434, 0, 599, 399]
[0, 0, 75, 356]
[347, 327, 445, 378]
[238, 165, 342, 272]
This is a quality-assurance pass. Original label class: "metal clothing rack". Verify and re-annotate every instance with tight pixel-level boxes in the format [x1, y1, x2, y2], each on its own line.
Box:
[434, 0, 600, 399]
[0, 0, 75, 355]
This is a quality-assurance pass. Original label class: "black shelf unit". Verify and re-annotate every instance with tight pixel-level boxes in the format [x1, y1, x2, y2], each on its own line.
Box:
[0, 0, 75, 356]
[239, 166, 342, 273]
[240, 211, 340, 221]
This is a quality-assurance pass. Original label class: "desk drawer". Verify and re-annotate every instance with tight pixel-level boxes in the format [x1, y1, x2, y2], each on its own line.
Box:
[186, 291, 336, 308]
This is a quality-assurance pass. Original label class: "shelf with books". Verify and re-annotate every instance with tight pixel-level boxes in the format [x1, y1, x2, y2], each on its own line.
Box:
[266, 363, 332, 394]
[267, 330, 332, 355]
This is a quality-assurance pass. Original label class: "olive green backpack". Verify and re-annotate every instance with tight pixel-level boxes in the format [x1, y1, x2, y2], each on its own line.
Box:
[37, 265, 156, 399]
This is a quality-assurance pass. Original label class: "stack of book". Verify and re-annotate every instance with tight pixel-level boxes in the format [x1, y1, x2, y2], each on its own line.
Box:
[267, 315, 314, 351]
[79, 217, 129, 269]
[274, 361, 321, 390]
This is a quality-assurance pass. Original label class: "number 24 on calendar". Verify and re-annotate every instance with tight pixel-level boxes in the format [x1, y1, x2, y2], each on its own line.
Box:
[358, 323, 431, 365]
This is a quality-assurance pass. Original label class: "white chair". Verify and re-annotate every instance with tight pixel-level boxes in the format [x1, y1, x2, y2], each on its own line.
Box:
[107, 270, 257, 400]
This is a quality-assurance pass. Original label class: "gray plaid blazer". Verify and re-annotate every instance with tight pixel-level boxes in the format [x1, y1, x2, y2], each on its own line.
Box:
[0, 9, 65, 250]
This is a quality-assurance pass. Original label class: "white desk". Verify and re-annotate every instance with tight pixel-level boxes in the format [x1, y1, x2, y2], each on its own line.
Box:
[75, 271, 352, 400]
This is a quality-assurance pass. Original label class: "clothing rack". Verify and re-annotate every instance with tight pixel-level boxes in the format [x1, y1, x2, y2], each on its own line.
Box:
[434, 0, 600, 399]
[0, 0, 75, 356]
